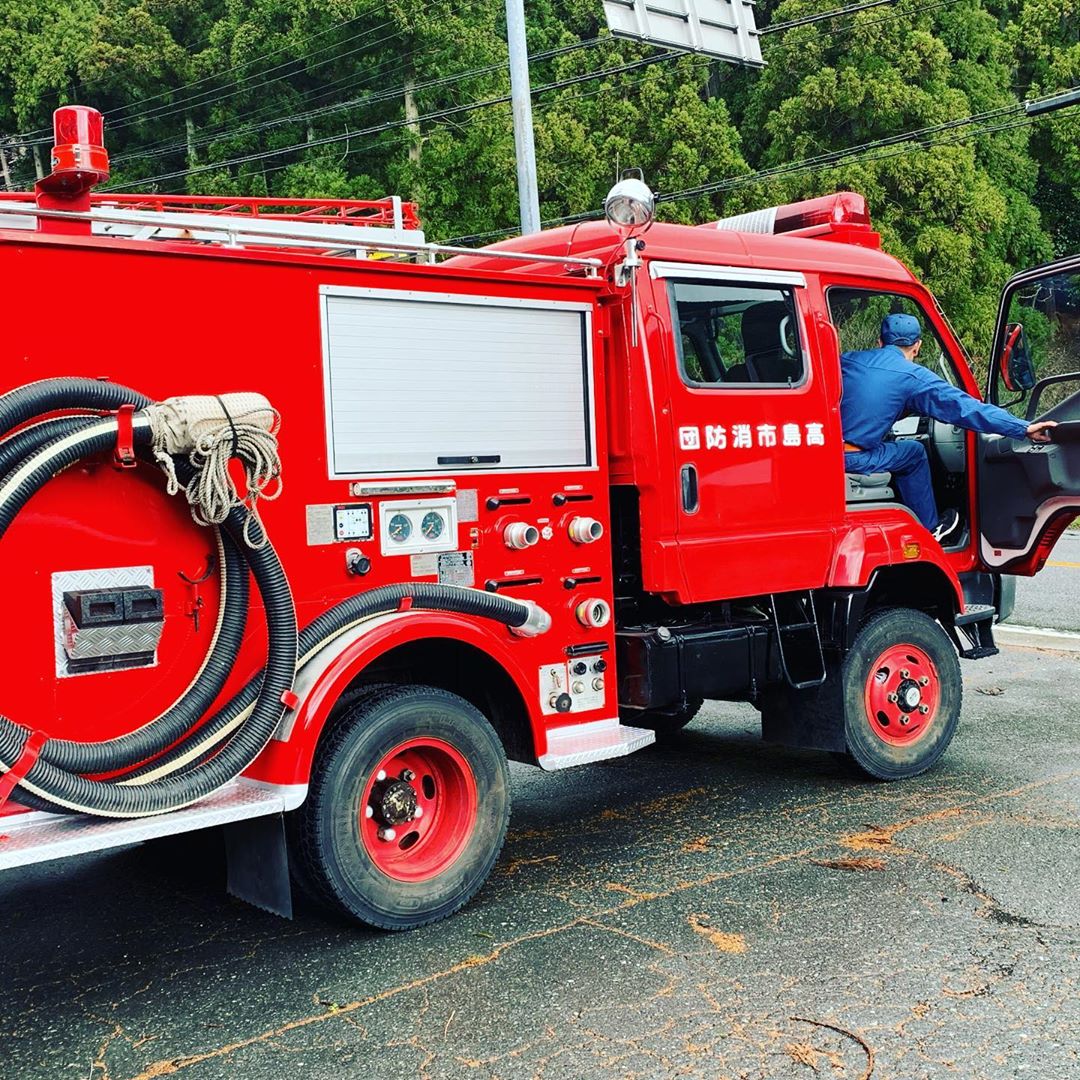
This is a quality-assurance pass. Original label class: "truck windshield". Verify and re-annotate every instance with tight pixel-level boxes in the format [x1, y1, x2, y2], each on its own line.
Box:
[668, 281, 805, 388]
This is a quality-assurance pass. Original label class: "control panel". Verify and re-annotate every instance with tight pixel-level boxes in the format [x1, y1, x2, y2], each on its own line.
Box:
[378, 497, 459, 557]
[538, 657, 607, 716]
[333, 503, 373, 541]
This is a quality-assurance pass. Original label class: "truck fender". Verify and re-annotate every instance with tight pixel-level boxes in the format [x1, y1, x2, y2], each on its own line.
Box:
[246, 610, 540, 787]
[829, 520, 965, 610]
[821, 520, 967, 656]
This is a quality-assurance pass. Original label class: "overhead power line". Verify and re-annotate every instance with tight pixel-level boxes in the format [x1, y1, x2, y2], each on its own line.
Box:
[762, 0, 900, 35]
[445, 86, 1075, 245]
[12, 5, 393, 140]
[105, 49, 687, 190]
[110, 37, 608, 168]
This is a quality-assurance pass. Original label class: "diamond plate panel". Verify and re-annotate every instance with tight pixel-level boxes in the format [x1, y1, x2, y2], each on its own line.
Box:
[51, 566, 155, 678]
[0, 781, 307, 871]
[539, 718, 655, 771]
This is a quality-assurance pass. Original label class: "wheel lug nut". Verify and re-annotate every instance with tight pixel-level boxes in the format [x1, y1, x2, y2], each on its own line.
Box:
[919, 676, 930, 686]
[364, 805, 374, 819]
[376, 769, 387, 781]
[900, 716, 911, 726]
[900, 669, 910, 679]
[918, 704, 930, 715]
[413, 805, 423, 819]
[887, 692, 899, 703]
[401, 768, 415, 782]
[378, 827, 396, 842]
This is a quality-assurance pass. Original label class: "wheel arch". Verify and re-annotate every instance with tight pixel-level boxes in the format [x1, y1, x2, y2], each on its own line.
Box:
[822, 560, 964, 653]
[248, 612, 539, 786]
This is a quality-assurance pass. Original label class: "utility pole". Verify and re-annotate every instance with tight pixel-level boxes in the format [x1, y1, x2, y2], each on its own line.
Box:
[505, 0, 541, 234]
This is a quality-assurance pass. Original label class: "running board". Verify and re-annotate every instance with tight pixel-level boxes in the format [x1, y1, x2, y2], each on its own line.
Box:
[0, 780, 306, 871]
[539, 718, 655, 771]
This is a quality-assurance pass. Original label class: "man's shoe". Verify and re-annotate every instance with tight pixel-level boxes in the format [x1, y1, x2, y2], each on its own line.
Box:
[932, 509, 961, 545]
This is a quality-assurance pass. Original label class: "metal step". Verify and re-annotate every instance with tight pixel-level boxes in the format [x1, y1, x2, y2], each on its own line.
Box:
[955, 603, 995, 625]
[953, 604, 999, 660]
[0, 780, 304, 871]
[538, 718, 655, 771]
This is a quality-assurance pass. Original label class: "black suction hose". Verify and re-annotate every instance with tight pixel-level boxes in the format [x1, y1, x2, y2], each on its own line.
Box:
[0, 379, 536, 818]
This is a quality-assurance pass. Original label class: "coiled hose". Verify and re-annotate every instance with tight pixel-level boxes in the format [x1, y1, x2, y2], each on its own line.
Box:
[0, 379, 538, 818]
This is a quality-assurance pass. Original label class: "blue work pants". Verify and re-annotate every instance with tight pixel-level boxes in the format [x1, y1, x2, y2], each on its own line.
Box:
[845, 440, 938, 530]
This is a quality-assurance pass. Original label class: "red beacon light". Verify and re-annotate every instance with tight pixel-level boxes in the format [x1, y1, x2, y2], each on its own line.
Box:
[36, 105, 110, 211]
[705, 191, 880, 248]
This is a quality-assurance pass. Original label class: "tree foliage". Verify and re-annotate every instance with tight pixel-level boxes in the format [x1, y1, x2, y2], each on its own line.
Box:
[0, 0, 1076, 363]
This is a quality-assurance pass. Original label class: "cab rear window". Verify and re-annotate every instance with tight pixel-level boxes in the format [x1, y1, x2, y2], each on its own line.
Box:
[669, 281, 806, 388]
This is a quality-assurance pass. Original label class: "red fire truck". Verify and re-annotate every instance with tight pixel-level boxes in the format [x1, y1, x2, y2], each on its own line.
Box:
[1, 107, 1077, 929]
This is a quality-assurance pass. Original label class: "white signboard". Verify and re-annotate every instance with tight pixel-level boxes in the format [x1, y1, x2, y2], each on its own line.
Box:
[602, 0, 764, 66]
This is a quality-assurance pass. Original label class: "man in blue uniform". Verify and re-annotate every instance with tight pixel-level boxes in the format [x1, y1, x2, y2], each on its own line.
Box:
[841, 313, 1055, 544]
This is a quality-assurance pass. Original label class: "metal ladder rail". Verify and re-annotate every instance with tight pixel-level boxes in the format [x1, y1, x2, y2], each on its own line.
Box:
[769, 590, 828, 690]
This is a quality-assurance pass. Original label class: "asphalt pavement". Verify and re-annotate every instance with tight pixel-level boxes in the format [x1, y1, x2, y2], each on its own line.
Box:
[2, 644, 1079, 1080]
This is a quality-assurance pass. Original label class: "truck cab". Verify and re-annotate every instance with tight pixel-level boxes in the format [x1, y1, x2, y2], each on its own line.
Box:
[475, 185, 1080, 781]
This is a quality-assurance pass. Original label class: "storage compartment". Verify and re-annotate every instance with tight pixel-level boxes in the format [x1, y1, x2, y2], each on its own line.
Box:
[320, 286, 594, 477]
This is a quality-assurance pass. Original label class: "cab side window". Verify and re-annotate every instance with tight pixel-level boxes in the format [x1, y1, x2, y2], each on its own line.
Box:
[828, 288, 961, 387]
[670, 281, 805, 388]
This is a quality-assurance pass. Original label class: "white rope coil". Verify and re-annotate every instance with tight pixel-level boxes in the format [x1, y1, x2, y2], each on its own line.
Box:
[146, 394, 282, 548]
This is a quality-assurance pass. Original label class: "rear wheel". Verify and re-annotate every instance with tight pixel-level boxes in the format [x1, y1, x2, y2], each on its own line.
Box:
[290, 684, 510, 929]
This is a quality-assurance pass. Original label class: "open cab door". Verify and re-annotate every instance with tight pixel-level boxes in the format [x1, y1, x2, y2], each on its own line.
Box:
[978, 256, 1080, 574]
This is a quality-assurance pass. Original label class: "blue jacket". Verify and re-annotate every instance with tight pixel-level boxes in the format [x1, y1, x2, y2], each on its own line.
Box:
[840, 345, 1029, 450]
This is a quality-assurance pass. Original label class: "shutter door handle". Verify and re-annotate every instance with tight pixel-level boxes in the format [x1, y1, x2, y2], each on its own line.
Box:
[680, 463, 699, 513]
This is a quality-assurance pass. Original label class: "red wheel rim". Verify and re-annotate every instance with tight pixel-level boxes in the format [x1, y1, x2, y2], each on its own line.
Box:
[360, 738, 478, 882]
[863, 643, 941, 746]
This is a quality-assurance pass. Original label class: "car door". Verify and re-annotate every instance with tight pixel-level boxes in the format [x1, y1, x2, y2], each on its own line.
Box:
[650, 262, 845, 603]
[978, 256, 1080, 573]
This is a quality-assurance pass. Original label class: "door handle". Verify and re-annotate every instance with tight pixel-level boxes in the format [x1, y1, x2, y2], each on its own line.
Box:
[680, 464, 699, 513]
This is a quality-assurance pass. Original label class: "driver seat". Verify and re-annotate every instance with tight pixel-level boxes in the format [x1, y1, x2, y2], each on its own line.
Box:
[846, 472, 895, 502]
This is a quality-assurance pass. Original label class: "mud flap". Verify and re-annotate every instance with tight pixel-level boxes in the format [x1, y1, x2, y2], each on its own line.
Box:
[224, 813, 293, 918]
[760, 681, 847, 753]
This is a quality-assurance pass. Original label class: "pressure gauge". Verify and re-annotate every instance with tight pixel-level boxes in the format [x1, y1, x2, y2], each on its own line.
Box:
[421, 511, 445, 541]
[387, 513, 412, 544]
[378, 498, 458, 556]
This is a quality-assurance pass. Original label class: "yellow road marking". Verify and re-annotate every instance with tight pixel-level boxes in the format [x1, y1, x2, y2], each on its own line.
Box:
[1046, 560, 1080, 568]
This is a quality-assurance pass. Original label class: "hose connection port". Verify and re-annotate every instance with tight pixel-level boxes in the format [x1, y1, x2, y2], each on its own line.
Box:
[503, 522, 540, 550]
[575, 597, 611, 629]
[568, 516, 603, 544]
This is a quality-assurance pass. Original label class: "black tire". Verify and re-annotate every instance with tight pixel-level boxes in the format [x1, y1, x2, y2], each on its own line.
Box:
[839, 608, 961, 780]
[621, 697, 703, 738]
[289, 684, 510, 930]
[762, 608, 961, 781]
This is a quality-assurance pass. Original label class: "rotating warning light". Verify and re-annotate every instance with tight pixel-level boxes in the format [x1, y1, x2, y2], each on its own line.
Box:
[37, 105, 110, 197]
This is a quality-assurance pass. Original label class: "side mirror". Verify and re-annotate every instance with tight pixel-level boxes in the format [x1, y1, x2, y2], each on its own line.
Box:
[1000, 323, 1036, 392]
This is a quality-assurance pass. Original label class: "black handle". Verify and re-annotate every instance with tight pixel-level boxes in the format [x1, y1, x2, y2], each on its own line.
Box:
[1046, 420, 1080, 443]
[680, 463, 699, 513]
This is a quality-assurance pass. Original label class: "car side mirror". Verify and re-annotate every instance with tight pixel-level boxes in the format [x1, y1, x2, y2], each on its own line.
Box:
[1000, 323, 1036, 392]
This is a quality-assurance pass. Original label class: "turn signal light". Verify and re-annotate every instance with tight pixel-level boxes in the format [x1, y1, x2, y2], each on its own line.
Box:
[902, 539, 921, 559]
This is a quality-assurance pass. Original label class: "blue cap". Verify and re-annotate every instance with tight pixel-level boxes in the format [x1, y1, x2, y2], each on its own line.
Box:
[881, 313, 922, 347]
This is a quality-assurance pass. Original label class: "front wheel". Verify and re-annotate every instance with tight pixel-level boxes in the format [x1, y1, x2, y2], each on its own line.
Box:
[840, 608, 962, 780]
[289, 684, 510, 929]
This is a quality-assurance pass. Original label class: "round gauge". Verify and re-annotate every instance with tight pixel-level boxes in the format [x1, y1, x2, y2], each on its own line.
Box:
[387, 513, 412, 544]
[421, 511, 445, 541]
